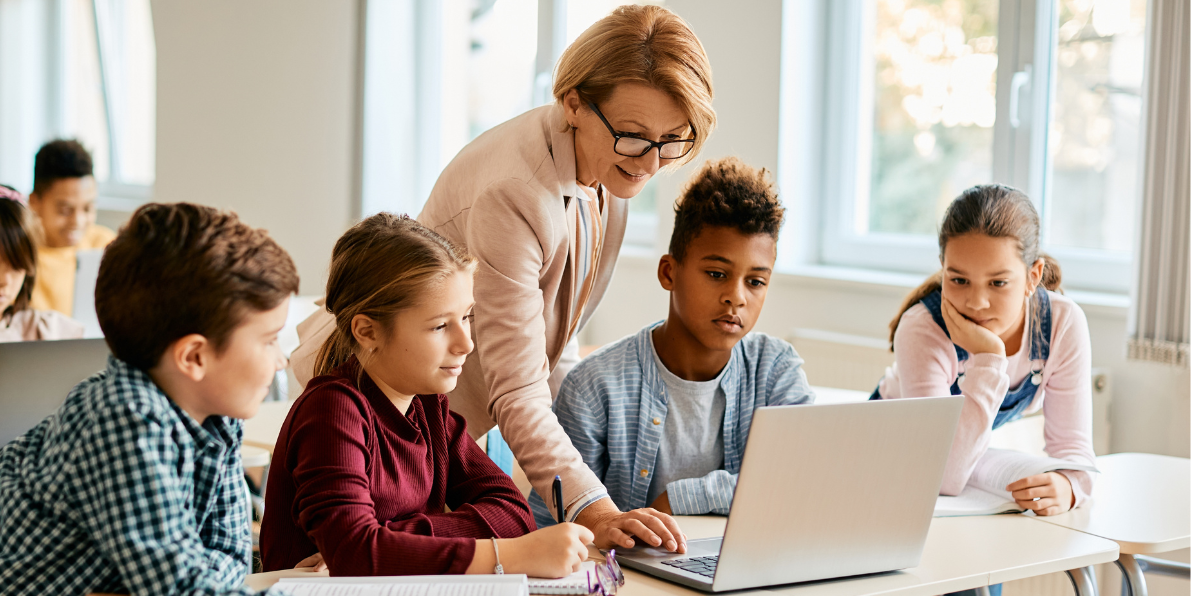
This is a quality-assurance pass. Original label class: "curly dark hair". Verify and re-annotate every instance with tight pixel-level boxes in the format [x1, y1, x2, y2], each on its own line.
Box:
[33, 139, 93, 195]
[668, 157, 785, 261]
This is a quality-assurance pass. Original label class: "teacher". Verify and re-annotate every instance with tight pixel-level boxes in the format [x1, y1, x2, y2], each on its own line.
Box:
[292, 4, 714, 552]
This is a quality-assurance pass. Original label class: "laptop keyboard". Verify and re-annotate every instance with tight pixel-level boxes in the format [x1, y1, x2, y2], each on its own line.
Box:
[660, 555, 718, 578]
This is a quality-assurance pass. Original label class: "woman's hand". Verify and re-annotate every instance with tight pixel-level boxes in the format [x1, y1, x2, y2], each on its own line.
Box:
[940, 297, 1006, 357]
[1006, 472, 1075, 516]
[576, 498, 686, 553]
[294, 552, 328, 572]
[469, 523, 593, 578]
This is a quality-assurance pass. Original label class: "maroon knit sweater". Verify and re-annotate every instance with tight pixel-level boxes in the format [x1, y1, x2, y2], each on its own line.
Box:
[260, 358, 536, 575]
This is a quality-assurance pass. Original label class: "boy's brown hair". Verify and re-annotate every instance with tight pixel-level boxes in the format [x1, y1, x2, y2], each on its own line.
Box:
[668, 156, 785, 261]
[96, 203, 299, 371]
[0, 196, 39, 322]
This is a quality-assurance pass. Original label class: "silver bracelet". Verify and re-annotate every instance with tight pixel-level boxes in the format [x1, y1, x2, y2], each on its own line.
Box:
[491, 537, 504, 574]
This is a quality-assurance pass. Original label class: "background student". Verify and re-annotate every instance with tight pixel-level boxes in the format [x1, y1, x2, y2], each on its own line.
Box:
[262, 214, 591, 578]
[531, 157, 814, 527]
[873, 185, 1095, 517]
[25, 139, 116, 317]
[0, 203, 299, 595]
[0, 192, 84, 341]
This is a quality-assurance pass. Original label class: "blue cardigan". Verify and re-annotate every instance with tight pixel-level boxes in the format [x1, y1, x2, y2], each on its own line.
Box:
[530, 322, 815, 526]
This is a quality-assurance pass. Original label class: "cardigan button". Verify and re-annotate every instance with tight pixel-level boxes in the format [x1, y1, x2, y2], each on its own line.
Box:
[652, 417, 661, 425]
[640, 468, 649, 477]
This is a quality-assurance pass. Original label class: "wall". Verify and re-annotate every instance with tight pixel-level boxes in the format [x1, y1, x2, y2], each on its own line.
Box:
[151, 0, 360, 295]
[581, 0, 1191, 459]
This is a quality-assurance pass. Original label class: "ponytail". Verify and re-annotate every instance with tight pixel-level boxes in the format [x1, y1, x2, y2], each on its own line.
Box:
[314, 325, 359, 379]
[889, 271, 942, 348]
[1038, 252, 1063, 293]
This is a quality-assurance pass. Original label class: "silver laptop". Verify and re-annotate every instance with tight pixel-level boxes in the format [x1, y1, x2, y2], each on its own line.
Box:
[0, 338, 111, 445]
[71, 249, 105, 338]
[617, 396, 964, 592]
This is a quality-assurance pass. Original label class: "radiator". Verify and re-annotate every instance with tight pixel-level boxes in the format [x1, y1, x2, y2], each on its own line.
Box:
[788, 328, 893, 392]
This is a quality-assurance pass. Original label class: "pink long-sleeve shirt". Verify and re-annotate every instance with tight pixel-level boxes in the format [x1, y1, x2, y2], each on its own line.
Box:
[877, 290, 1096, 506]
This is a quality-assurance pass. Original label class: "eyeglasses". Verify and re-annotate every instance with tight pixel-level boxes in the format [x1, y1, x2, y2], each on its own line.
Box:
[586, 101, 696, 160]
[588, 549, 626, 596]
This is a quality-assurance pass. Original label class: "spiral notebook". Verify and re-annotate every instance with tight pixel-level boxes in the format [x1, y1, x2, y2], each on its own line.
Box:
[529, 562, 599, 595]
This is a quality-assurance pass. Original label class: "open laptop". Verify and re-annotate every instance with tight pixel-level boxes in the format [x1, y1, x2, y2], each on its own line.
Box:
[617, 396, 964, 592]
[0, 338, 111, 445]
[71, 249, 105, 338]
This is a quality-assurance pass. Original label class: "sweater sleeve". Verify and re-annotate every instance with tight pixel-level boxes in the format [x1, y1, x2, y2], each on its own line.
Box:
[892, 305, 1010, 495]
[390, 402, 535, 538]
[288, 387, 477, 576]
[466, 180, 607, 512]
[1038, 299, 1097, 507]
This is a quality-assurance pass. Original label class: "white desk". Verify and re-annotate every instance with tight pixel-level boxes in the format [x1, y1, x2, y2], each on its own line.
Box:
[243, 400, 295, 453]
[244, 514, 1118, 596]
[1028, 453, 1190, 596]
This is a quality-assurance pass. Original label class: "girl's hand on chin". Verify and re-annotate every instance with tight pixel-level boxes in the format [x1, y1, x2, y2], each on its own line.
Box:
[940, 298, 1006, 357]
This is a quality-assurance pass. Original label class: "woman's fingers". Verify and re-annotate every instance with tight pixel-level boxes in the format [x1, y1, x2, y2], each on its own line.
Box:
[629, 509, 680, 551]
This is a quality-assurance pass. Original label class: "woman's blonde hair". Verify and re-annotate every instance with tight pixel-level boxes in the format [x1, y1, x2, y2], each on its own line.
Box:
[553, 4, 715, 167]
[888, 184, 1063, 348]
[314, 213, 477, 377]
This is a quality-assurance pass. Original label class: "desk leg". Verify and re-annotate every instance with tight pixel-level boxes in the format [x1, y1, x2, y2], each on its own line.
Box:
[973, 587, 991, 596]
[1066, 566, 1098, 596]
[1116, 554, 1148, 596]
[1135, 555, 1191, 579]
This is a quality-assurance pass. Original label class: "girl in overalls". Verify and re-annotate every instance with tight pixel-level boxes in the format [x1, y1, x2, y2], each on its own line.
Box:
[873, 184, 1096, 516]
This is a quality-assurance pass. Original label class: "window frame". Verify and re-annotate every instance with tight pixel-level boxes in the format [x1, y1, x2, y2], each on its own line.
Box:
[815, 0, 1136, 294]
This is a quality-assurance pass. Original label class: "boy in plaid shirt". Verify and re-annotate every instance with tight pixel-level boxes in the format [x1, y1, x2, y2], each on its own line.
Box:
[0, 203, 300, 595]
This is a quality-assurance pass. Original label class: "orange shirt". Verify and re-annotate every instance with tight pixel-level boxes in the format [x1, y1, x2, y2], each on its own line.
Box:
[30, 224, 117, 316]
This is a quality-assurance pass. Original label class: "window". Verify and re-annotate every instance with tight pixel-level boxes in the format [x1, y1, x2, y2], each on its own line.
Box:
[362, 0, 659, 247]
[817, 0, 1145, 293]
[0, 0, 155, 209]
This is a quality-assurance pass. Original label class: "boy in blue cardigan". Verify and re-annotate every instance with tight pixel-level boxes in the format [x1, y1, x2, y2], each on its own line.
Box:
[0, 203, 301, 595]
[532, 157, 815, 526]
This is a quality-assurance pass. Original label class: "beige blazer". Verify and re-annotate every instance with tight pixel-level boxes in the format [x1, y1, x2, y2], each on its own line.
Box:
[291, 104, 628, 509]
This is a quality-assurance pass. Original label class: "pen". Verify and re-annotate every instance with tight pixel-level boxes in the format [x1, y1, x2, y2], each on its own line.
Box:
[553, 475, 565, 523]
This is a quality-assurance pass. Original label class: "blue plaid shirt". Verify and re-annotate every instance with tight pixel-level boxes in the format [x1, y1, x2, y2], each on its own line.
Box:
[0, 356, 262, 595]
[530, 323, 815, 525]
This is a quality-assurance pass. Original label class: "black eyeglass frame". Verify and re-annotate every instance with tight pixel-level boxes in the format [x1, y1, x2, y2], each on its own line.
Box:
[585, 100, 696, 160]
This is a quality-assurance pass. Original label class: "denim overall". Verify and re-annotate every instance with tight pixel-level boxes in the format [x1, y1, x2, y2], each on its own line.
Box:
[872, 290, 1052, 431]
[872, 290, 1052, 596]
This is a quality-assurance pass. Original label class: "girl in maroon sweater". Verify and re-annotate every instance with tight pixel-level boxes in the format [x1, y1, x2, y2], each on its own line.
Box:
[261, 214, 592, 577]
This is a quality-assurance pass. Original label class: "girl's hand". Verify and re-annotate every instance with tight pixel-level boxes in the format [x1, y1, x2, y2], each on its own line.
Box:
[1006, 472, 1075, 516]
[940, 297, 1006, 357]
[495, 523, 594, 578]
[294, 552, 328, 572]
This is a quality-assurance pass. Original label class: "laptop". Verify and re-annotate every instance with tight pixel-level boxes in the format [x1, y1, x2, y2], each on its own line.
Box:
[617, 396, 964, 592]
[0, 338, 111, 445]
[71, 249, 105, 338]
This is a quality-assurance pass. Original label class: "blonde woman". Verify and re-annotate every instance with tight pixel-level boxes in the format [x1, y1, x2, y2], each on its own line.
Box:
[293, 5, 714, 554]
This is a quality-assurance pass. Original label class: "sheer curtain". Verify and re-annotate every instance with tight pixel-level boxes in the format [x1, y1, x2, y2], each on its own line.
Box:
[1127, 0, 1189, 366]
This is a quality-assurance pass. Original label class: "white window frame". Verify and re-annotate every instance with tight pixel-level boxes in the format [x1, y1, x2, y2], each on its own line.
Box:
[817, 0, 1136, 294]
[360, 0, 659, 248]
[90, 0, 155, 212]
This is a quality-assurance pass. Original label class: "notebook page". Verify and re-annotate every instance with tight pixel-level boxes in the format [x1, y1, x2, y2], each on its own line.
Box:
[934, 485, 1020, 517]
[277, 575, 528, 596]
[528, 561, 595, 595]
[968, 448, 1098, 499]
